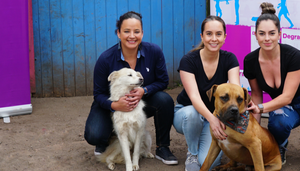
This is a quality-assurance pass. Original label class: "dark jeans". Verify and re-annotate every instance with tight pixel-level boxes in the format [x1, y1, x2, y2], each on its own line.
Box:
[84, 91, 174, 151]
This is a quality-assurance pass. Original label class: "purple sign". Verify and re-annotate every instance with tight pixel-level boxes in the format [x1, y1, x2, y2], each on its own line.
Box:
[0, 1, 32, 117]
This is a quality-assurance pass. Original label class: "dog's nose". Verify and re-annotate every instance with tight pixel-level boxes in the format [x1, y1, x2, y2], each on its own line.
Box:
[230, 107, 239, 115]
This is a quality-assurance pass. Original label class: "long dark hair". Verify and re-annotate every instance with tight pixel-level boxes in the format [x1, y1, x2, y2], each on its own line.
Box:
[115, 11, 143, 34]
[255, 2, 280, 33]
[190, 15, 226, 52]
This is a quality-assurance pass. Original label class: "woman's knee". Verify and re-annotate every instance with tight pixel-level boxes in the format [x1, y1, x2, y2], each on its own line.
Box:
[173, 106, 202, 133]
[268, 108, 294, 132]
[173, 110, 183, 134]
[84, 126, 99, 145]
[84, 102, 113, 145]
[84, 123, 112, 145]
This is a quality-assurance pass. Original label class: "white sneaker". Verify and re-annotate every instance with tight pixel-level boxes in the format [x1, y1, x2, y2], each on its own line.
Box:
[94, 146, 103, 156]
[94, 151, 102, 156]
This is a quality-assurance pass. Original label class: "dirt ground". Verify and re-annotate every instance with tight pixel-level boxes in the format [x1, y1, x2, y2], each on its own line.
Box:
[1, 87, 300, 171]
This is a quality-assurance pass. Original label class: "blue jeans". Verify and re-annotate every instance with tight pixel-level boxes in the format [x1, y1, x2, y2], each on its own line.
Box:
[173, 104, 222, 171]
[84, 91, 174, 150]
[268, 95, 300, 147]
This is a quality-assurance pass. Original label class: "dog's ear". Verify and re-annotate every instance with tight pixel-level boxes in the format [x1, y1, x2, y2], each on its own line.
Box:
[108, 71, 118, 82]
[243, 87, 251, 104]
[206, 84, 218, 102]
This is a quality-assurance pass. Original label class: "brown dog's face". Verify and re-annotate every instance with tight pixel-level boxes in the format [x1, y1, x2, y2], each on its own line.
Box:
[207, 83, 250, 123]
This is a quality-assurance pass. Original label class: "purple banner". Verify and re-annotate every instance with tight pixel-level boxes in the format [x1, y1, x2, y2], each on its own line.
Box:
[0, 1, 31, 109]
[221, 24, 272, 103]
[221, 25, 251, 70]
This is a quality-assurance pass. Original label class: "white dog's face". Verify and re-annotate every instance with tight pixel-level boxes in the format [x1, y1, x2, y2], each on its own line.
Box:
[108, 68, 144, 88]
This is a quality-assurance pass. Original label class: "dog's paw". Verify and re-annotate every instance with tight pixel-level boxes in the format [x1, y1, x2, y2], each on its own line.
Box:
[146, 152, 154, 159]
[132, 164, 139, 170]
[107, 163, 115, 170]
[141, 152, 154, 158]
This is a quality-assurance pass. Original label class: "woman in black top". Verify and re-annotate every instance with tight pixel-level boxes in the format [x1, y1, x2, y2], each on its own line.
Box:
[173, 15, 240, 171]
[244, 2, 300, 165]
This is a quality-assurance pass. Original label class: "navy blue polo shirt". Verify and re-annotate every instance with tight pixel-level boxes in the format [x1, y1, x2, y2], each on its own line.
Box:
[93, 41, 169, 111]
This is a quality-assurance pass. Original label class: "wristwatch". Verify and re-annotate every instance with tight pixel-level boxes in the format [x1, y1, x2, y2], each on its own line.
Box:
[143, 87, 148, 95]
[258, 104, 264, 114]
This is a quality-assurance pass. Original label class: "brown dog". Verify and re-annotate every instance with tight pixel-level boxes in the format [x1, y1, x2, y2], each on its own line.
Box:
[200, 83, 281, 171]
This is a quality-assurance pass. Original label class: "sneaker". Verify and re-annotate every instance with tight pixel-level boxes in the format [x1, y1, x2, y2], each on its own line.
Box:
[155, 146, 178, 165]
[94, 145, 105, 156]
[185, 152, 200, 171]
[279, 141, 288, 165]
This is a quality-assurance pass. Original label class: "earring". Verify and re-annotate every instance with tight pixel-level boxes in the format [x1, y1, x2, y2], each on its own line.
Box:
[118, 40, 121, 49]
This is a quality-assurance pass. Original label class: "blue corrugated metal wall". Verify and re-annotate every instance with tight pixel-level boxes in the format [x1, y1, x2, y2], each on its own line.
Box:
[32, 0, 206, 97]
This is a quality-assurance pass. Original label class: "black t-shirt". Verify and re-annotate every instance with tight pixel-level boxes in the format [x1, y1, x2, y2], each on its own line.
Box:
[244, 43, 300, 100]
[176, 49, 239, 113]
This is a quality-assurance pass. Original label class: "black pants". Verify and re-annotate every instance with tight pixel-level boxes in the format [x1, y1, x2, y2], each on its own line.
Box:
[84, 91, 174, 150]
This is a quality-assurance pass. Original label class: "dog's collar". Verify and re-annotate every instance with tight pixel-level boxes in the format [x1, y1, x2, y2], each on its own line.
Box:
[218, 110, 249, 134]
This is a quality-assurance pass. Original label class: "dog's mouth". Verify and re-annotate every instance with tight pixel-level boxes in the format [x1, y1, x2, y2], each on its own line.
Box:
[219, 114, 238, 123]
[219, 106, 240, 123]
[130, 80, 143, 86]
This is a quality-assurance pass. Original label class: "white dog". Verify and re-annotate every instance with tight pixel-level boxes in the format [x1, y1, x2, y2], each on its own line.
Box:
[97, 68, 154, 171]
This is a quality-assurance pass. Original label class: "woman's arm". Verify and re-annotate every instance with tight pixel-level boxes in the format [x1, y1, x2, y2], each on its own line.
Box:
[180, 70, 227, 140]
[247, 78, 263, 123]
[263, 70, 300, 112]
[247, 70, 300, 124]
[143, 44, 169, 95]
[228, 66, 240, 85]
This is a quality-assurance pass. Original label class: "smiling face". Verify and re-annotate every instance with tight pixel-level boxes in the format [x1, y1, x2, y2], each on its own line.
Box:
[255, 19, 281, 51]
[200, 20, 226, 52]
[117, 18, 143, 51]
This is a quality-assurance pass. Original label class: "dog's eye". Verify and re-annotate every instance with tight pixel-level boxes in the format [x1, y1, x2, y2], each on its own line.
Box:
[237, 97, 243, 103]
[128, 74, 132, 77]
[220, 95, 229, 102]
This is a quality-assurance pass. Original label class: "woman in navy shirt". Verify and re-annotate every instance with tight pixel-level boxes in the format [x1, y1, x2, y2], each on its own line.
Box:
[84, 11, 178, 165]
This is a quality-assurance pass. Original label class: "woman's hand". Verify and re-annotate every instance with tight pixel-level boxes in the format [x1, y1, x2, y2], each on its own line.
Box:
[112, 87, 144, 112]
[247, 100, 260, 114]
[126, 87, 144, 108]
[111, 96, 135, 112]
[209, 116, 227, 140]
